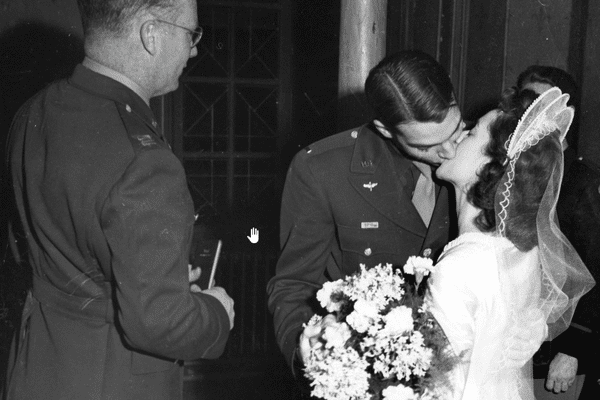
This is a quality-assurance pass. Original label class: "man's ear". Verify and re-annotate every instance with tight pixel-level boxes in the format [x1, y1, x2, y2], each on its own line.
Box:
[140, 20, 158, 55]
[373, 119, 393, 139]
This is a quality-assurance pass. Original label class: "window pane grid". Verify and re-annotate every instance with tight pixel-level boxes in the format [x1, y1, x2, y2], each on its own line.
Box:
[178, 4, 281, 217]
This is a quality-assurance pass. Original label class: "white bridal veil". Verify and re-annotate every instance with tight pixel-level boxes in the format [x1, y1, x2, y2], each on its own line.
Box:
[492, 87, 596, 398]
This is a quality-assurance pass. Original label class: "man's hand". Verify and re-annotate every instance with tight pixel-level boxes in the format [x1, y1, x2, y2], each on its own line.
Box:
[299, 314, 336, 365]
[202, 287, 235, 330]
[188, 264, 215, 292]
[546, 352, 578, 393]
[188, 264, 201, 290]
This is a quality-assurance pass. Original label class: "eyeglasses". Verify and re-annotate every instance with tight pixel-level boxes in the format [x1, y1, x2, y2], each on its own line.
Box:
[155, 19, 203, 48]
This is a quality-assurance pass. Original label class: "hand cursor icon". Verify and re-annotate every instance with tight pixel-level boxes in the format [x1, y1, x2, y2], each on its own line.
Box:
[247, 227, 259, 244]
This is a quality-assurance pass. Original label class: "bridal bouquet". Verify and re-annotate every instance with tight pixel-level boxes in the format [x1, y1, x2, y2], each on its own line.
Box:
[303, 258, 457, 400]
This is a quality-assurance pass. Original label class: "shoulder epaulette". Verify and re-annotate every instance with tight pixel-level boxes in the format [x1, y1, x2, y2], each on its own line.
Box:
[301, 127, 361, 156]
[116, 102, 164, 153]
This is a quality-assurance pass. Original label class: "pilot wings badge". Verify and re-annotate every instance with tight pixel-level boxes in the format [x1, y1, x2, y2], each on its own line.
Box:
[363, 182, 378, 192]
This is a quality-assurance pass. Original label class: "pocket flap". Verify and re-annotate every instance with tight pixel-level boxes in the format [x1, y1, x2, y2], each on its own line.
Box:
[131, 351, 176, 375]
[338, 225, 410, 255]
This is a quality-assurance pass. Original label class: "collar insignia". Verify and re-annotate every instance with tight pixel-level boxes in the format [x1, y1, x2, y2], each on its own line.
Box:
[361, 160, 373, 168]
[136, 134, 156, 147]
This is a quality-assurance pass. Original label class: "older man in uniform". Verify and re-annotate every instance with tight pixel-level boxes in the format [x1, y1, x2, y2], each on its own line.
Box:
[267, 51, 464, 377]
[3, 0, 234, 399]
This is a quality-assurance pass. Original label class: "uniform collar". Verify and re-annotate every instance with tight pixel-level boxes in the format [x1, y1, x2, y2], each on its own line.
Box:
[82, 57, 151, 105]
[69, 63, 156, 126]
[350, 124, 414, 174]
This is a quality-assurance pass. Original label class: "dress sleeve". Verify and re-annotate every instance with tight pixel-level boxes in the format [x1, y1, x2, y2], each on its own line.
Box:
[428, 243, 482, 361]
[429, 236, 538, 400]
[427, 239, 505, 399]
[100, 148, 230, 361]
[267, 150, 336, 370]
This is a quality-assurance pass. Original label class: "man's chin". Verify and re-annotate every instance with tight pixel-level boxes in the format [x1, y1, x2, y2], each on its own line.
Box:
[415, 156, 442, 168]
[435, 163, 451, 180]
[155, 82, 180, 97]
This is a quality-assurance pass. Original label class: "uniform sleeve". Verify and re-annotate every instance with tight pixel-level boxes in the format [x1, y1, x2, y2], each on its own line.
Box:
[267, 150, 335, 370]
[100, 148, 230, 361]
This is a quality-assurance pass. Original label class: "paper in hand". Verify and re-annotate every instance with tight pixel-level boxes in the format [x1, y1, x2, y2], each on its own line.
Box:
[191, 239, 222, 290]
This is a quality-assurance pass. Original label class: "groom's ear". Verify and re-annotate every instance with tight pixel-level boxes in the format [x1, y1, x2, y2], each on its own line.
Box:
[373, 119, 393, 139]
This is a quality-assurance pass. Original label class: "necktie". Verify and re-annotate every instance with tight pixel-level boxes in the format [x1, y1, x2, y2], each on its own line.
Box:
[412, 167, 436, 226]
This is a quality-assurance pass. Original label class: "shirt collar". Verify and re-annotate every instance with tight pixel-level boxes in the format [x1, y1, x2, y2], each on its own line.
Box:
[82, 57, 151, 105]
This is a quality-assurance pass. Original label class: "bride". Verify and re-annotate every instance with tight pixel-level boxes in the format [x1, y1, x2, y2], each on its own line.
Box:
[427, 86, 595, 399]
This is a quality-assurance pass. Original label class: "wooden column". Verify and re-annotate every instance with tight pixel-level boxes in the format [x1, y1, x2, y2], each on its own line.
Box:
[337, 0, 387, 131]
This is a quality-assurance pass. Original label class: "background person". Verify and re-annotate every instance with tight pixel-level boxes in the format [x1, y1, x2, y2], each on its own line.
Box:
[3, 0, 234, 399]
[517, 65, 578, 174]
[517, 65, 600, 399]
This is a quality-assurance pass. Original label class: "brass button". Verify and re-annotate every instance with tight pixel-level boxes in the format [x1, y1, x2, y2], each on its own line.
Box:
[422, 248, 432, 257]
[364, 248, 372, 256]
[125, 104, 132, 113]
[351, 130, 358, 139]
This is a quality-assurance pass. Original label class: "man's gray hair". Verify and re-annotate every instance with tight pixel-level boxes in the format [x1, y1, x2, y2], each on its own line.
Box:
[77, 0, 177, 36]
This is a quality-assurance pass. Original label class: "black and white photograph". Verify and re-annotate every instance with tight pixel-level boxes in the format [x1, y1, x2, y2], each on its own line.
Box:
[1, 1, 599, 399]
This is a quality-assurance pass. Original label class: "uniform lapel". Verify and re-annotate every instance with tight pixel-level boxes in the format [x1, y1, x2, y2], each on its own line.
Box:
[347, 126, 427, 236]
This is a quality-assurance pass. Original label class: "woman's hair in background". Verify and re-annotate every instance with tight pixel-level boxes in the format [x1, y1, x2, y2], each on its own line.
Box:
[516, 65, 579, 150]
[365, 50, 456, 130]
[517, 65, 577, 106]
[468, 87, 563, 251]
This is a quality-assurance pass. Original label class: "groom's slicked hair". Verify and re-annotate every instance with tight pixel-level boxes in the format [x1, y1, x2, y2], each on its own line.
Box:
[365, 50, 456, 131]
[77, 0, 176, 36]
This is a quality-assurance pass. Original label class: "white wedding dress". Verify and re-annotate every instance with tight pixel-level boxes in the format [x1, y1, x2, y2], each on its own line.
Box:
[426, 232, 540, 400]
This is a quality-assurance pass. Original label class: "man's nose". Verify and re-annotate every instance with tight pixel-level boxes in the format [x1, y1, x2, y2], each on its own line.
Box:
[438, 140, 457, 160]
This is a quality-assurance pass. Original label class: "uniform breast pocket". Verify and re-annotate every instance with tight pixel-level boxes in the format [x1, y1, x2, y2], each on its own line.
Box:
[337, 225, 420, 274]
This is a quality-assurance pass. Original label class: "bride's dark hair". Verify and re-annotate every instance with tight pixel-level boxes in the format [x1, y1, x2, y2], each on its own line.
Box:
[468, 87, 563, 251]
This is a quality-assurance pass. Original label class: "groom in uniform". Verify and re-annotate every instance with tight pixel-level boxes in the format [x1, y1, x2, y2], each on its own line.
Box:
[267, 50, 463, 375]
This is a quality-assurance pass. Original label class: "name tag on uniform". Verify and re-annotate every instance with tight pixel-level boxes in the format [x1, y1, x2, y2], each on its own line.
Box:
[361, 222, 379, 229]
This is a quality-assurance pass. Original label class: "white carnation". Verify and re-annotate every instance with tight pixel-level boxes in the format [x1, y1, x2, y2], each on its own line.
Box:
[317, 280, 344, 312]
[382, 384, 417, 400]
[323, 322, 352, 348]
[353, 299, 379, 319]
[347, 310, 372, 333]
[403, 256, 434, 276]
[383, 306, 414, 336]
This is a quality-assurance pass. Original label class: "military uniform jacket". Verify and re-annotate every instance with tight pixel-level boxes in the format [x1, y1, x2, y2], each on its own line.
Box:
[4, 65, 230, 400]
[267, 125, 454, 368]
